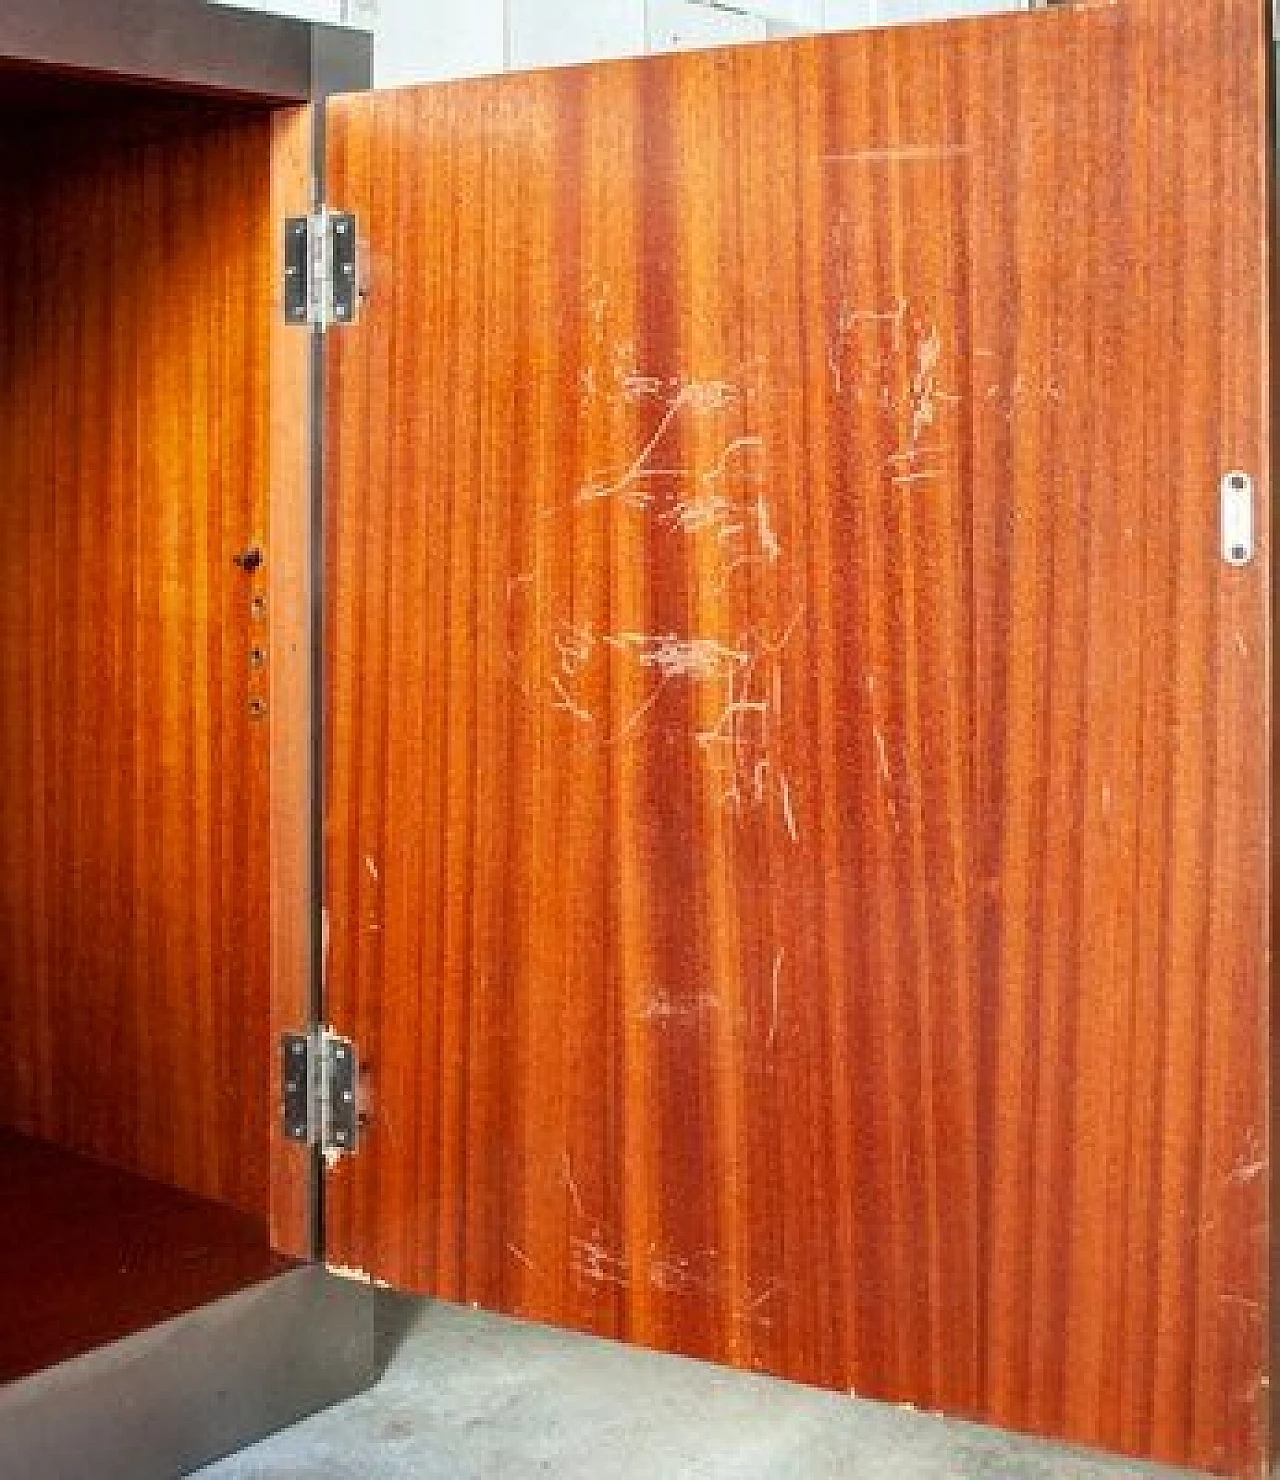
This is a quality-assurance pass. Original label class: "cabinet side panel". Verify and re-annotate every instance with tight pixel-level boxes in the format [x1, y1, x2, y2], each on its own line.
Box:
[0, 103, 277, 1225]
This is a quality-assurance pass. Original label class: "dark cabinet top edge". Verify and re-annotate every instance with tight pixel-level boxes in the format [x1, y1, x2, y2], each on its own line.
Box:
[0, 0, 371, 105]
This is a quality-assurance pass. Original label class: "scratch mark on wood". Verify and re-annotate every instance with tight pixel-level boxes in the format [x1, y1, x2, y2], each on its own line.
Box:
[507, 1242, 536, 1273]
[554, 621, 594, 677]
[698, 699, 770, 746]
[661, 490, 738, 537]
[767, 948, 784, 1050]
[571, 1234, 630, 1289]
[606, 675, 672, 747]
[763, 607, 806, 658]
[743, 1276, 784, 1313]
[911, 324, 944, 442]
[874, 725, 891, 785]
[778, 772, 799, 844]
[1227, 1154, 1268, 1186]
[756, 494, 780, 563]
[823, 144, 972, 165]
[637, 988, 722, 1024]
[702, 434, 766, 486]
[649, 1251, 716, 1295]
[578, 390, 692, 506]
[561, 1152, 585, 1219]
[551, 674, 593, 725]
[623, 373, 666, 400]
[606, 633, 750, 683]
[1218, 1293, 1263, 1315]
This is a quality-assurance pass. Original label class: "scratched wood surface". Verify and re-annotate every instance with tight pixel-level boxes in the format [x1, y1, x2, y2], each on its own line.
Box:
[0, 104, 277, 1225]
[322, 3, 1271, 1472]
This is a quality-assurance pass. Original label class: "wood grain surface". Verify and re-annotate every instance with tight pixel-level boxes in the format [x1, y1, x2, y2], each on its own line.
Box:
[0, 103, 277, 1224]
[268, 102, 319, 1261]
[322, 4, 1271, 1472]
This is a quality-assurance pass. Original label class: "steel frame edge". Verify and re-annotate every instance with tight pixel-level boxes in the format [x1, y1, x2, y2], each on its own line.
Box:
[0, 1268, 377, 1480]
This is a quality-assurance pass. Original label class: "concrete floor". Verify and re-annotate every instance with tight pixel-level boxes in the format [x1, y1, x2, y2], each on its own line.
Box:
[198, 1295, 1199, 1480]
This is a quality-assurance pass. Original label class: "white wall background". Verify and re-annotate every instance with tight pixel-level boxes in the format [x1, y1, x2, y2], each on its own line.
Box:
[214, 0, 1031, 87]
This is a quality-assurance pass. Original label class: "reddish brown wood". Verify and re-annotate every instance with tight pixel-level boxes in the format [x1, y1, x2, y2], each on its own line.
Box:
[0, 1128, 291, 1384]
[322, 4, 1271, 1473]
[0, 101, 277, 1225]
[268, 102, 318, 1262]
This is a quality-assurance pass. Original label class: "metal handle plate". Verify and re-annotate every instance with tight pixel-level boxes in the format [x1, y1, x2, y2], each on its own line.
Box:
[1221, 471, 1254, 567]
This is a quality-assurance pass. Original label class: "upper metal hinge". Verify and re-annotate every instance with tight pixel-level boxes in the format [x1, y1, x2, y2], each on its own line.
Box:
[283, 208, 360, 332]
[282, 1028, 362, 1160]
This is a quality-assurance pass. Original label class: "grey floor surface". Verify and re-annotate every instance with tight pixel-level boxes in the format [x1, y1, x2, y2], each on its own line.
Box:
[197, 1295, 1201, 1480]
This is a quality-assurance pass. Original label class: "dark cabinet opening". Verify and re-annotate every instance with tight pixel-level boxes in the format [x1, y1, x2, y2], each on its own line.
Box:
[0, 66, 294, 1385]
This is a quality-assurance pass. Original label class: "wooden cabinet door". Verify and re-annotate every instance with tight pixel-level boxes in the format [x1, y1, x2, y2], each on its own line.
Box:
[321, 4, 1271, 1472]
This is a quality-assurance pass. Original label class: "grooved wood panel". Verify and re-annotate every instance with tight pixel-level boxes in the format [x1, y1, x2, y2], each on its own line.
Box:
[322, 4, 1271, 1472]
[0, 104, 276, 1224]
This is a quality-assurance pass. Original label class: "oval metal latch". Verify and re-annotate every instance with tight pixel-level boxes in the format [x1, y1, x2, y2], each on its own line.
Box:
[1221, 471, 1254, 567]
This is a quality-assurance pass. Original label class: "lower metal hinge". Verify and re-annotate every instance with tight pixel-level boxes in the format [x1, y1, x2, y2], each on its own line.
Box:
[283, 207, 361, 332]
[282, 1028, 362, 1159]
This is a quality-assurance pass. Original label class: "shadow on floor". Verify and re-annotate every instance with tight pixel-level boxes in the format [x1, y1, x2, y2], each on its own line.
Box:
[375, 1289, 422, 1375]
[198, 1295, 1205, 1480]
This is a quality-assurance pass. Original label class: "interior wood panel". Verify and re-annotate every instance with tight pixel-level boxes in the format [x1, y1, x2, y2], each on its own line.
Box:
[0, 1128, 291, 1384]
[0, 102, 277, 1224]
[323, 3, 1271, 1473]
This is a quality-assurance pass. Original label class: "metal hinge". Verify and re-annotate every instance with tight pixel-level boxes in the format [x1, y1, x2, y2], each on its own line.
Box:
[281, 1028, 362, 1158]
[283, 208, 360, 332]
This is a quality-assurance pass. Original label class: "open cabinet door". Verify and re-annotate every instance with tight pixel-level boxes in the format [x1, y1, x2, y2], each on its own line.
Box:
[321, 3, 1272, 1473]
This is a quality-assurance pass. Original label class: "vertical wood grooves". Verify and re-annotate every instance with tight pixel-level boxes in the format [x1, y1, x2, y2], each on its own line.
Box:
[324, 4, 1272, 1473]
[0, 104, 277, 1227]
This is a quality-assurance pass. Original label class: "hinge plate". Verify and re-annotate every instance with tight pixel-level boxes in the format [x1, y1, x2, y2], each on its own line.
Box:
[282, 1032, 311, 1143]
[325, 1036, 360, 1155]
[283, 208, 360, 331]
[281, 1029, 361, 1158]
